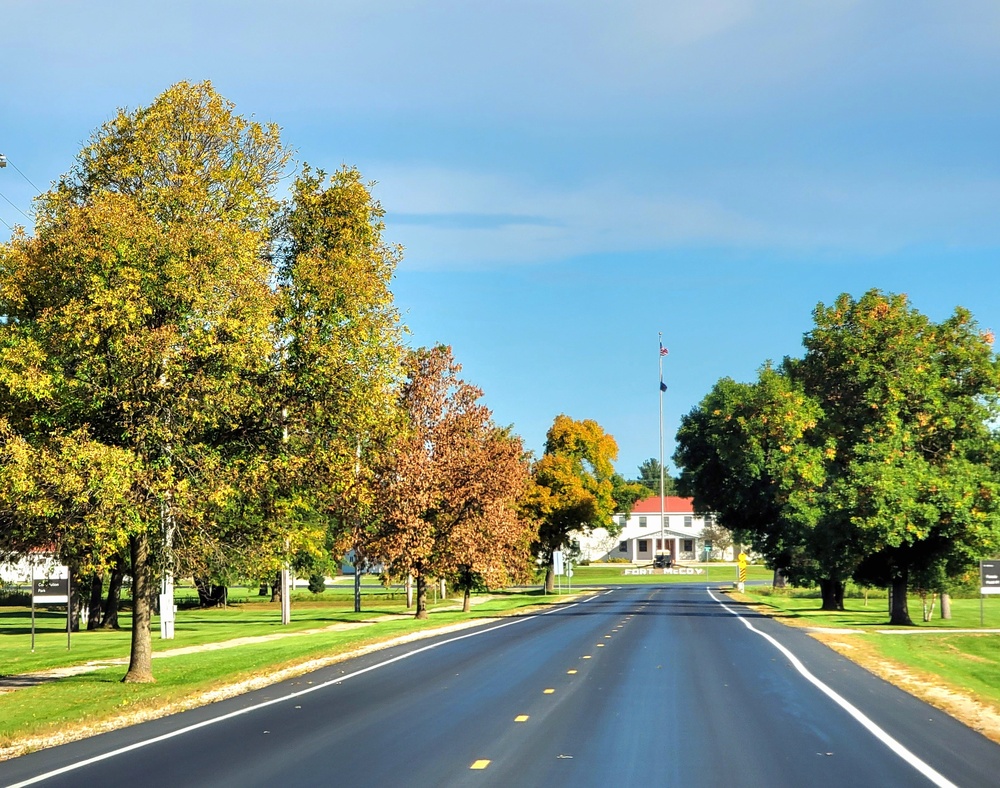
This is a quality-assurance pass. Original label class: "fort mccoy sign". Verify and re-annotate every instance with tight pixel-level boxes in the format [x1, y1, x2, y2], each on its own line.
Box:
[623, 567, 706, 576]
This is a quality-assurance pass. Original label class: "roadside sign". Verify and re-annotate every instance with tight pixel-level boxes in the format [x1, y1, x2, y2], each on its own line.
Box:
[982, 560, 1000, 595]
[30, 564, 72, 652]
[33, 577, 70, 604]
[553, 550, 565, 576]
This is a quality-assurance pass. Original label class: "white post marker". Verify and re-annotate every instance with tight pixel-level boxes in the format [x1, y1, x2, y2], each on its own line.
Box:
[280, 567, 291, 625]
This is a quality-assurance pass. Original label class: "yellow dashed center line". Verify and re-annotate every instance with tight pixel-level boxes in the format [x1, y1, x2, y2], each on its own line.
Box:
[597, 643, 605, 647]
[567, 669, 578, 674]
[515, 715, 529, 722]
[582, 655, 592, 659]
[471, 760, 491, 770]
[544, 688, 555, 694]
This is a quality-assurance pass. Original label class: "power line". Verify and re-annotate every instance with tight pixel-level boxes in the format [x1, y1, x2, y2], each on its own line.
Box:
[4, 156, 43, 195]
[0, 188, 32, 221]
[0, 153, 38, 235]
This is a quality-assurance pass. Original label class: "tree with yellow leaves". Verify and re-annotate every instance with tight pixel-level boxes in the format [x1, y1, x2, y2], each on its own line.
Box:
[0, 82, 292, 682]
[524, 415, 622, 593]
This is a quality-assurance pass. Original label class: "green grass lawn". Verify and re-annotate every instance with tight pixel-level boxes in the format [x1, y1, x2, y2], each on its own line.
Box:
[738, 587, 1000, 714]
[743, 586, 1000, 630]
[0, 577, 474, 675]
[0, 587, 570, 751]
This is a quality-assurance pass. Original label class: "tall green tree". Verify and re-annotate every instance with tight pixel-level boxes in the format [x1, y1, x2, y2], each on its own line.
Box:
[524, 415, 622, 593]
[674, 369, 834, 602]
[275, 165, 404, 613]
[633, 457, 677, 497]
[794, 291, 1000, 624]
[611, 473, 650, 516]
[675, 289, 1000, 621]
[0, 81, 290, 681]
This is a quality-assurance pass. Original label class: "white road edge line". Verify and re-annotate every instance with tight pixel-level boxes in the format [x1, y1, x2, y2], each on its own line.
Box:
[706, 589, 957, 788]
[8, 598, 590, 787]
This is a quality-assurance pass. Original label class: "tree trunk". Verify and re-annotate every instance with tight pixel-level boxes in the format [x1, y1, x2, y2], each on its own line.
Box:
[921, 591, 936, 622]
[258, 582, 269, 596]
[463, 587, 471, 613]
[940, 592, 952, 620]
[100, 563, 124, 629]
[354, 563, 362, 613]
[69, 583, 83, 632]
[889, 572, 913, 626]
[544, 565, 554, 594]
[122, 533, 155, 683]
[87, 573, 104, 630]
[772, 568, 787, 589]
[819, 578, 845, 611]
[270, 571, 281, 603]
[414, 571, 428, 619]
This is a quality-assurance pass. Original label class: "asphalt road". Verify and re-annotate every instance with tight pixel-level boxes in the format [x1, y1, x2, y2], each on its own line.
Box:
[3, 585, 1000, 788]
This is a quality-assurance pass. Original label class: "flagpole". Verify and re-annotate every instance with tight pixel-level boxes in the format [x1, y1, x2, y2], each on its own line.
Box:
[658, 333, 665, 566]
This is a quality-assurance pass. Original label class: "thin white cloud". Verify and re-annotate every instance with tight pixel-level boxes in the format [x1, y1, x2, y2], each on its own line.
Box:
[373, 163, 1000, 270]
[373, 165, 774, 269]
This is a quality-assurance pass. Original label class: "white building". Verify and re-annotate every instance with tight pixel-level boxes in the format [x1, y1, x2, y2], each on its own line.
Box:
[572, 496, 727, 564]
[0, 552, 61, 584]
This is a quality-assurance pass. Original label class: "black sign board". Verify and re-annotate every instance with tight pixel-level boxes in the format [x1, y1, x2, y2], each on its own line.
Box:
[982, 560, 1000, 595]
[33, 578, 70, 603]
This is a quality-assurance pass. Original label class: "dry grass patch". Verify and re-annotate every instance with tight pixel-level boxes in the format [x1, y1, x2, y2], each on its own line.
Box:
[811, 631, 1000, 745]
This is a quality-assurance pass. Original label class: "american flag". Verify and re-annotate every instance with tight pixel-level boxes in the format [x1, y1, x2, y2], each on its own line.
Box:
[659, 345, 669, 357]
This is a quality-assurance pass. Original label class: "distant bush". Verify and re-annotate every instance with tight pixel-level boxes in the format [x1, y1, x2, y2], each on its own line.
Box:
[308, 573, 327, 594]
[602, 558, 631, 564]
[0, 583, 30, 606]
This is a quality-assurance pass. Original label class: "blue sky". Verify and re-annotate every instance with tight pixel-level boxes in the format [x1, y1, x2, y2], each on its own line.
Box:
[2, 1, 999, 477]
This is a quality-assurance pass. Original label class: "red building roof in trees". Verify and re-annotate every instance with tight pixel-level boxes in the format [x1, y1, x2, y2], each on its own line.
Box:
[628, 496, 695, 514]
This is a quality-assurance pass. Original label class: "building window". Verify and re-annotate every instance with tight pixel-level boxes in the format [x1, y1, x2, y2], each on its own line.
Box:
[619, 515, 627, 527]
[683, 515, 693, 528]
[704, 515, 714, 527]
[638, 540, 648, 553]
[639, 516, 647, 527]
[683, 539, 693, 552]
[619, 541, 627, 553]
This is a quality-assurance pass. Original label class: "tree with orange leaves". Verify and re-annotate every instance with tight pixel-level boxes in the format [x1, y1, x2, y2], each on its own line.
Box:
[370, 346, 534, 618]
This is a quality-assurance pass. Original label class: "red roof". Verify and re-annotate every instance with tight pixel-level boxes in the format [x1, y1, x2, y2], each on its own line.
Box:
[628, 496, 694, 514]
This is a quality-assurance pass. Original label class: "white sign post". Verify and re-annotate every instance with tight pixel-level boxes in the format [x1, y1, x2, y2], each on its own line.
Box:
[552, 550, 564, 595]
